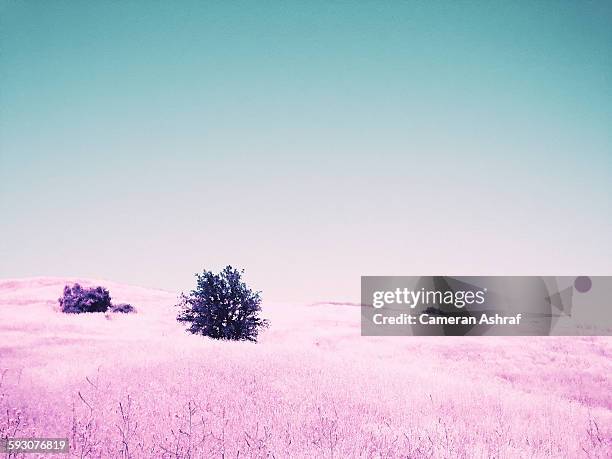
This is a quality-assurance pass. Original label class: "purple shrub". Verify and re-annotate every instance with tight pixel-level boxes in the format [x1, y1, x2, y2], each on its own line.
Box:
[110, 303, 136, 314]
[58, 283, 111, 313]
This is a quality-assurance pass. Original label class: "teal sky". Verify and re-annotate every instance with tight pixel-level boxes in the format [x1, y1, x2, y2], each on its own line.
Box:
[1, 1, 611, 302]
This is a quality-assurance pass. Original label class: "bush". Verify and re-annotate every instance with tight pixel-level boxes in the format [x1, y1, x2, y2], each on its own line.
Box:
[110, 303, 136, 314]
[177, 266, 268, 342]
[59, 283, 111, 313]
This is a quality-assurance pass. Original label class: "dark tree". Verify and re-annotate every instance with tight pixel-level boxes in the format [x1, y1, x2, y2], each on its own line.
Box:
[59, 283, 112, 313]
[177, 266, 268, 342]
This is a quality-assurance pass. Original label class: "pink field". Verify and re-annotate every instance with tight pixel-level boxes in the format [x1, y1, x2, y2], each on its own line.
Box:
[0, 277, 611, 458]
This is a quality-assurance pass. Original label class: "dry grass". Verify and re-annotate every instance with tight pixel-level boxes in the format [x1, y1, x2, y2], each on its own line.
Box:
[0, 278, 611, 458]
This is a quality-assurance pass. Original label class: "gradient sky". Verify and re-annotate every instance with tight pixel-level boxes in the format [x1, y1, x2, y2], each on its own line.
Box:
[1, 1, 611, 303]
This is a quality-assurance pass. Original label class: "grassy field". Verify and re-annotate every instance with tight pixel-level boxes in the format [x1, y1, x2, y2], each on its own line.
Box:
[1, 278, 610, 458]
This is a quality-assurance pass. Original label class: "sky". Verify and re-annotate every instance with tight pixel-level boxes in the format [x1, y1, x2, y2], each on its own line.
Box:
[1, 1, 611, 303]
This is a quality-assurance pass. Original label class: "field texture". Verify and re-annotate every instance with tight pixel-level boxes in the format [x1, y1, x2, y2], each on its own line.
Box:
[0, 278, 611, 458]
